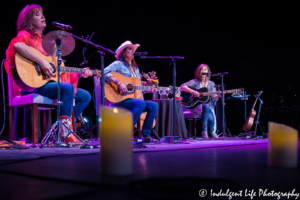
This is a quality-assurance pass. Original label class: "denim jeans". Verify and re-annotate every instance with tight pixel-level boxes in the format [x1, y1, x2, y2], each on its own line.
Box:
[201, 104, 216, 135]
[21, 82, 91, 119]
[114, 98, 158, 137]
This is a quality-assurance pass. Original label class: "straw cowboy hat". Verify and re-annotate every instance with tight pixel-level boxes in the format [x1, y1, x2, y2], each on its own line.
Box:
[115, 41, 140, 59]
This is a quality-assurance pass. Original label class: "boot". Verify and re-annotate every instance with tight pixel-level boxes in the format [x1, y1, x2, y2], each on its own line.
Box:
[60, 116, 81, 143]
[210, 132, 219, 139]
[201, 131, 209, 140]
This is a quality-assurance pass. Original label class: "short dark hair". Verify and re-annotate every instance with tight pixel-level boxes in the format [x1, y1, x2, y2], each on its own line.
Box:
[195, 63, 211, 81]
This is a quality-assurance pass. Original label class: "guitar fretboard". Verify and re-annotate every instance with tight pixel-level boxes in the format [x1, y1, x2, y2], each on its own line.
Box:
[133, 85, 172, 91]
[201, 89, 237, 96]
[61, 66, 98, 76]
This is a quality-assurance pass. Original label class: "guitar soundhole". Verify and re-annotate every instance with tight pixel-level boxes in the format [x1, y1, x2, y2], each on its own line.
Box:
[49, 62, 56, 74]
[127, 84, 134, 92]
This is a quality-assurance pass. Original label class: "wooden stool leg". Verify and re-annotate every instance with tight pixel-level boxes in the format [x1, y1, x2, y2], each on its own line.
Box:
[136, 117, 142, 137]
[43, 110, 52, 138]
[31, 104, 39, 144]
[188, 120, 192, 135]
[192, 118, 197, 137]
[9, 106, 14, 140]
[72, 107, 76, 133]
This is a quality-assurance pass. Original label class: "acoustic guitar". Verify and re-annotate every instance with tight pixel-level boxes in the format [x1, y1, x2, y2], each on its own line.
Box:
[104, 72, 174, 103]
[181, 86, 243, 109]
[13, 46, 101, 91]
[243, 91, 263, 131]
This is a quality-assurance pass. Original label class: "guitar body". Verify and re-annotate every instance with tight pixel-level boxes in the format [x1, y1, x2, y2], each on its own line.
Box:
[104, 72, 143, 103]
[135, 112, 156, 129]
[242, 91, 262, 131]
[181, 86, 210, 109]
[243, 110, 256, 131]
[13, 46, 63, 91]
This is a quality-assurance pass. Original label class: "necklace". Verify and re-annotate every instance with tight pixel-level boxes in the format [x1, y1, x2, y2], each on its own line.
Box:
[200, 81, 207, 87]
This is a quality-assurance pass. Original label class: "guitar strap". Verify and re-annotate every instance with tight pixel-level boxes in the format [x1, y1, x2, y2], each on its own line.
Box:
[131, 71, 137, 77]
[196, 80, 201, 89]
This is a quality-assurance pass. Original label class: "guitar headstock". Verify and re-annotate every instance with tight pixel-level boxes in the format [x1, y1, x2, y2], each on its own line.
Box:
[258, 90, 263, 96]
[254, 90, 263, 98]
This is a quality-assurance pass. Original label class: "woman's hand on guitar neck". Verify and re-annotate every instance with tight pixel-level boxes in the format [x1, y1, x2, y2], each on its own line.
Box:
[80, 67, 93, 78]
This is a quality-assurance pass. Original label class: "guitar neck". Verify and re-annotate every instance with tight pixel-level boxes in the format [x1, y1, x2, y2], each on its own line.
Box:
[251, 98, 259, 110]
[61, 66, 98, 76]
[201, 89, 236, 96]
[134, 85, 170, 91]
[251, 92, 263, 110]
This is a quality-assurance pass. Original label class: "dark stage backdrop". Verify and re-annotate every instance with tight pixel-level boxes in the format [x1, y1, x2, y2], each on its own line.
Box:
[1, 0, 299, 137]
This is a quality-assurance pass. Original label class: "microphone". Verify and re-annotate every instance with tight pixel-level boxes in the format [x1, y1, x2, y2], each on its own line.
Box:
[52, 21, 73, 30]
[133, 52, 148, 56]
[202, 72, 212, 76]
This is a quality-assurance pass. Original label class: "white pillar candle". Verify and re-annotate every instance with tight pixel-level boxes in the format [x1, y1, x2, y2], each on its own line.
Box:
[100, 106, 133, 175]
[268, 122, 298, 168]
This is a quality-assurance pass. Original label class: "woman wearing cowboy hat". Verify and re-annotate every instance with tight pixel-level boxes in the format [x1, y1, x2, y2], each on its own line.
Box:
[104, 41, 158, 139]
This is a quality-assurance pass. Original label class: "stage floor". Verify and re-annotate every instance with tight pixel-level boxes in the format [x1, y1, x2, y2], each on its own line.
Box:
[0, 138, 268, 160]
[0, 139, 299, 200]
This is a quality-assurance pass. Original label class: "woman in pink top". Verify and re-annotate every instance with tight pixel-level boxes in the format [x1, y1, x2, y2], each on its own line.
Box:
[5, 4, 92, 143]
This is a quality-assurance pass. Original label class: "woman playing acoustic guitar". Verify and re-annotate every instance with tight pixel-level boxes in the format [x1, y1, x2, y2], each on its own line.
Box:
[180, 64, 221, 139]
[104, 41, 158, 139]
[5, 4, 93, 143]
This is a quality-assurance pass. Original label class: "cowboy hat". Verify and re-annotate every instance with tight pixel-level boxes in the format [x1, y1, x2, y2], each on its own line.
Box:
[115, 40, 140, 59]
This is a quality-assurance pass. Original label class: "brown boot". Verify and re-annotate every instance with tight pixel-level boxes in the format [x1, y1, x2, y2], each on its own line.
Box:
[60, 116, 81, 143]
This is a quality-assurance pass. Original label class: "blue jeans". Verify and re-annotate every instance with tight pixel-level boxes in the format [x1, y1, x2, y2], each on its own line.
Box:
[114, 99, 158, 137]
[201, 104, 216, 135]
[21, 82, 91, 119]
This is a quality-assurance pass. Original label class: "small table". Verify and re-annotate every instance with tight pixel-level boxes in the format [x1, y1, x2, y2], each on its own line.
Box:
[150, 99, 187, 139]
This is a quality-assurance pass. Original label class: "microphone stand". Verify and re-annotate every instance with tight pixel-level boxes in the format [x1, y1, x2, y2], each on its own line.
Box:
[140, 56, 184, 138]
[56, 39, 63, 146]
[210, 72, 232, 138]
[69, 33, 115, 105]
